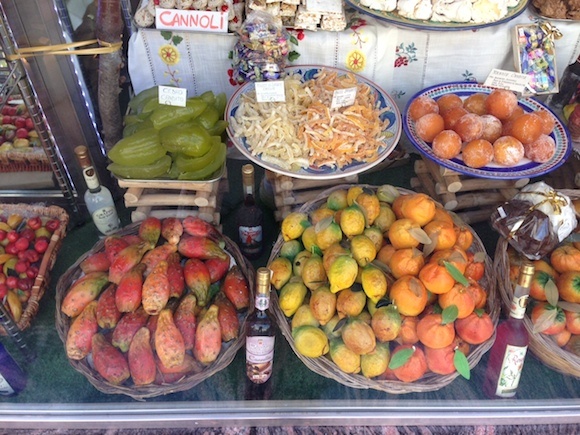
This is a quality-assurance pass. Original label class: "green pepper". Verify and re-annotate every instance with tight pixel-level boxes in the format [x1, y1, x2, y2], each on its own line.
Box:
[206, 120, 228, 137]
[149, 98, 207, 130]
[108, 128, 167, 166]
[128, 86, 159, 113]
[213, 93, 227, 116]
[159, 123, 212, 157]
[192, 105, 220, 131]
[174, 136, 221, 172]
[178, 140, 226, 180]
[107, 155, 172, 179]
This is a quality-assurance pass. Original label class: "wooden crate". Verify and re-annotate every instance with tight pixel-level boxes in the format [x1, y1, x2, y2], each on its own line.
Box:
[267, 171, 359, 221]
[541, 151, 580, 190]
[117, 168, 228, 225]
[411, 157, 529, 224]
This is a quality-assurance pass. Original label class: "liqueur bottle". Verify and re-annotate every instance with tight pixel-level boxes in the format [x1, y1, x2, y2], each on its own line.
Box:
[547, 54, 580, 109]
[246, 267, 275, 385]
[483, 262, 535, 399]
[236, 164, 263, 259]
[0, 342, 26, 396]
[74, 146, 120, 236]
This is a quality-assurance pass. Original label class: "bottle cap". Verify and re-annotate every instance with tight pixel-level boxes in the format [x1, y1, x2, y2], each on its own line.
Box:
[256, 267, 271, 294]
[518, 262, 535, 288]
[242, 164, 254, 176]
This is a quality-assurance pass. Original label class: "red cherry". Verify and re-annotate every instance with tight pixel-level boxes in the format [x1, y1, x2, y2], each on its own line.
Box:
[24, 249, 40, 263]
[6, 230, 19, 243]
[14, 260, 29, 275]
[5, 242, 18, 255]
[33, 237, 49, 254]
[45, 218, 60, 233]
[26, 265, 39, 280]
[17, 277, 32, 292]
[14, 237, 29, 252]
[6, 276, 18, 289]
[19, 228, 35, 242]
[26, 216, 42, 231]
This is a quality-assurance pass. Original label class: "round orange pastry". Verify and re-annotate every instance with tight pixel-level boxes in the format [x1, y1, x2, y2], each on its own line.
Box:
[462, 139, 494, 168]
[463, 92, 488, 115]
[437, 93, 463, 113]
[453, 113, 483, 142]
[479, 114, 503, 143]
[415, 113, 445, 142]
[442, 106, 469, 130]
[534, 108, 556, 135]
[431, 130, 462, 159]
[493, 135, 524, 166]
[508, 112, 544, 145]
[523, 134, 556, 163]
[408, 95, 439, 121]
[485, 88, 518, 120]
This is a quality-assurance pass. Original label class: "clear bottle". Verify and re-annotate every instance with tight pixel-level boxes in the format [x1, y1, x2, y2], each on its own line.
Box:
[483, 262, 535, 399]
[74, 145, 120, 236]
[246, 267, 275, 385]
[547, 54, 580, 109]
[237, 164, 263, 259]
[0, 342, 27, 396]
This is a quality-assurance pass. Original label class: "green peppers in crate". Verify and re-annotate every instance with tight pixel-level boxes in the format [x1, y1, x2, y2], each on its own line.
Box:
[108, 128, 167, 167]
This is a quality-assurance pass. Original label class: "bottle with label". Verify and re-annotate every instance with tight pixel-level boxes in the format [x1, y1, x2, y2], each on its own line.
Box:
[237, 164, 263, 260]
[0, 342, 27, 396]
[547, 54, 580, 109]
[483, 262, 535, 399]
[74, 146, 121, 236]
[246, 267, 276, 385]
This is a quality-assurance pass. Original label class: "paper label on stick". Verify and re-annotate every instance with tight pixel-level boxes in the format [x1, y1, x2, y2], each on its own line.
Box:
[255, 81, 286, 103]
[158, 86, 187, 107]
[331, 87, 357, 109]
[484, 69, 530, 94]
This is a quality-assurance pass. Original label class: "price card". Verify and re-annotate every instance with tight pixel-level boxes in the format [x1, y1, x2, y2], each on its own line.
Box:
[331, 87, 357, 109]
[255, 81, 286, 103]
[158, 86, 187, 107]
[484, 69, 531, 94]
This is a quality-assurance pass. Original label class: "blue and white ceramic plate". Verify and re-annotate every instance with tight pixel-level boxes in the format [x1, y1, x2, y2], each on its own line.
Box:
[403, 81, 571, 180]
[226, 65, 402, 180]
[346, 0, 528, 31]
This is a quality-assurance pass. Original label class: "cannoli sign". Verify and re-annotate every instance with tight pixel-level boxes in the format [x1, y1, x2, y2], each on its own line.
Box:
[155, 7, 228, 33]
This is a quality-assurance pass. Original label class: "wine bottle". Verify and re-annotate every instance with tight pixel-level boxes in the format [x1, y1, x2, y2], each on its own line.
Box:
[0, 342, 27, 396]
[74, 146, 121, 236]
[483, 262, 535, 399]
[236, 164, 263, 259]
[246, 267, 275, 385]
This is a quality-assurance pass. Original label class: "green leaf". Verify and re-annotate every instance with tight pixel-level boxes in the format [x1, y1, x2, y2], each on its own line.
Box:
[289, 35, 299, 45]
[375, 298, 394, 309]
[161, 31, 172, 41]
[172, 35, 183, 45]
[442, 305, 459, 324]
[444, 261, 469, 286]
[333, 317, 347, 332]
[388, 347, 414, 370]
[545, 277, 560, 307]
[454, 349, 471, 380]
[532, 306, 558, 334]
[288, 51, 301, 62]
[558, 301, 580, 313]
[315, 216, 333, 233]
[311, 245, 323, 257]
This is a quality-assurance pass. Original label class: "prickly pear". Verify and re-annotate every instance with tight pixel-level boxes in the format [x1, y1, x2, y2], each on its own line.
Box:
[61, 271, 110, 318]
[183, 258, 211, 307]
[142, 260, 170, 315]
[112, 307, 149, 352]
[221, 266, 250, 311]
[138, 216, 162, 247]
[92, 333, 130, 385]
[193, 304, 222, 365]
[215, 292, 239, 342]
[173, 293, 197, 350]
[155, 308, 185, 369]
[161, 217, 183, 245]
[141, 243, 177, 275]
[182, 215, 222, 241]
[166, 252, 185, 299]
[66, 301, 98, 360]
[79, 251, 111, 274]
[115, 263, 146, 313]
[128, 327, 156, 386]
[96, 283, 122, 329]
[109, 241, 151, 284]
[104, 236, 129, 264]
[205, 256, 231, 283]
[177, 235, 228, 261]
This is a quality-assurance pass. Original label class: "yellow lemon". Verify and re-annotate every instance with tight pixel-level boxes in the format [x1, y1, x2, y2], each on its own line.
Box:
[291, 304, 320, 330]
[278, 278, 308, 318]
[360, 342, 391, 378]
[301, 254, 327, 291]
[374, 204, 397, 233]
[354, 190, 380, 226]
[315, 219, 343, 251]
[301, 225, 318, 253]
[292, 325, 330, 358]
[350, 234, 377, 267]
[293, 250, 312, 276]
[360, 264, 388, 304]
[330, 338, 361, 374]
[327, 189, 349, 211]
[269, 256, 293, 291]
[281, 212, 310, 242]
[309, 285, 337, 326]
[328, 255, 358, 293]
[340, 205, 366, 238]
[347, 186, 364, 206]
[310, 206, 335, 225]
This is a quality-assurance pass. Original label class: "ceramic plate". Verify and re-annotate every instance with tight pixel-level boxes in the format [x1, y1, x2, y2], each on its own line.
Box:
[225, 65, 401, 180]
[346, 0, 528, 31]
[403, 81, 571, 179]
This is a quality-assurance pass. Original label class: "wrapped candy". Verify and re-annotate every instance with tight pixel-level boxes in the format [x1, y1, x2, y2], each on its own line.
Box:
[491, 181, 578, 260]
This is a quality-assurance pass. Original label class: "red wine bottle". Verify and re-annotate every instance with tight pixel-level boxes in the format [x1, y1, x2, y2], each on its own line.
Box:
[236, 164, 263, 259]
[483, 262, 534, 399]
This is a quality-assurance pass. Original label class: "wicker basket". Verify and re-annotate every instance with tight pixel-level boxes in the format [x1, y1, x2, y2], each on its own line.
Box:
[55, 221, 254, 400]
[267, 184, 499, 394]
[0, 203, 69, 335]
[494, 189, 580, 378]
[0, 148, 51, 172]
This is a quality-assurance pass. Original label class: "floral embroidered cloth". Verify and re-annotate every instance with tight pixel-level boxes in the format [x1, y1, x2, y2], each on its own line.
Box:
[128, 11, 580, 121]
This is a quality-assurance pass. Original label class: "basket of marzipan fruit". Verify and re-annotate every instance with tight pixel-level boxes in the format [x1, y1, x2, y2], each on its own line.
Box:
[55, 216, 254, 400]
[267, 184, 499, 394]
[495, 189, 580, 378]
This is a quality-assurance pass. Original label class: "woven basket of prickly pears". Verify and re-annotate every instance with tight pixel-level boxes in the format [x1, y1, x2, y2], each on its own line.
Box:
[0, 203, 69, 335]
[494, 189, 580, 378]
[55, 218, 254, 400]
[268, 184, 499, 394]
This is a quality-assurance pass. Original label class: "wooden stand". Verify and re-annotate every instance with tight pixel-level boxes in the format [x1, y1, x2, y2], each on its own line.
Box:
[541, 152, 580, 190]
[411, 157, 529, 224]
[116, 168, 227, 225]
[267, 171, 359, 221]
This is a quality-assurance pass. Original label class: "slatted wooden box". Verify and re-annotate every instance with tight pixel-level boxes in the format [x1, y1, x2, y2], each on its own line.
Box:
[411, 157, 529, 224]
[116, 167, 228, 225]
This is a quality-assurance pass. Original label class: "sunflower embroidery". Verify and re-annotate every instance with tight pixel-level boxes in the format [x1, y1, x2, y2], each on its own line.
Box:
[159, 44, 180, 66]
[346, 49, 366, 73]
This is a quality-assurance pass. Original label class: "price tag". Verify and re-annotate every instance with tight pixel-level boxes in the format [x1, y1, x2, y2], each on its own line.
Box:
[255, 81, 286, 103]
[331, 87, 357, 109]
[306, 0, 343, 13]
[158, 86, 187, 107]
[484, 69, 531, 94]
